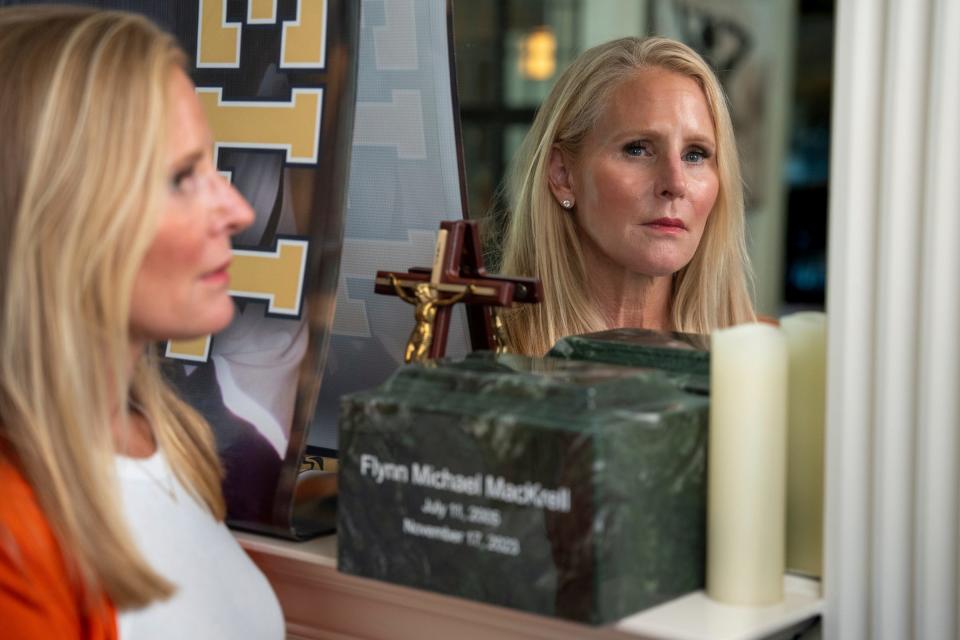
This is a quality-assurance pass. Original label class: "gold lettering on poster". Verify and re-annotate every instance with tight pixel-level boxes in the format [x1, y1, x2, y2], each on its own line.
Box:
[171, 1, 328, 363]
[197, 0, 241, 68]
[281, 0, 327, 68]
[229, 239, 309, 314]
[196, 1, 327, 68]
[197, 88, 324, 164]
[165, 336, 212, 362]
[166, 239, 309, 363]
[248, 0, 277, 24]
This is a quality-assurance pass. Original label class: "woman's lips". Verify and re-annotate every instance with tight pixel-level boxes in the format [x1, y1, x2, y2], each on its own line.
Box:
[643, 217, 687, 232]
[201, 260, 231, 285]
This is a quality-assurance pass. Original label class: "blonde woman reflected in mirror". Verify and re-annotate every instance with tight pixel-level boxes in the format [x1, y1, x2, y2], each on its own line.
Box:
[499, 37, 756, 356]
[0, 6, 283, 639]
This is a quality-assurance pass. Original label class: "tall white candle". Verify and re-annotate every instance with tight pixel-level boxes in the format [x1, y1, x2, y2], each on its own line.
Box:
[780, 312, 827, 577]
[707, 323, 788, 605]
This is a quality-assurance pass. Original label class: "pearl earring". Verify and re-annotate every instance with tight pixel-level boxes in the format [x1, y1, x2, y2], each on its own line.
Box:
[561, 199, 573, 209]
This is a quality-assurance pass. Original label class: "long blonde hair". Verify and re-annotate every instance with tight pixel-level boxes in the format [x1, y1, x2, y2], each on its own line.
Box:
[500, 36, 755, 355]
[0, 6, 225, 609]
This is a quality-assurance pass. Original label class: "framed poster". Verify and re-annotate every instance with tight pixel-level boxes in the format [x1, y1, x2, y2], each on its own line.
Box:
[1, 0, 361, 538]
[309, 0, 472, 453]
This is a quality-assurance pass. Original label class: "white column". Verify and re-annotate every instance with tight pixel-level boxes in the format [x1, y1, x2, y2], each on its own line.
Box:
[825, 0, 960, 637]
[823, 0, 884, 636]
[913, 0, 960, 636]
[871, 0, 930, 637]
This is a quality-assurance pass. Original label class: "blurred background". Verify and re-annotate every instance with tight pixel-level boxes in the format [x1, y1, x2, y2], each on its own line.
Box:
[452, 0, 832, 316]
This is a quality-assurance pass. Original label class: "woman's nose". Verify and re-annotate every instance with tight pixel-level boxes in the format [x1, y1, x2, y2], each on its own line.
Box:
[211, 174, 255, 235]
[657, 156, 687, 199]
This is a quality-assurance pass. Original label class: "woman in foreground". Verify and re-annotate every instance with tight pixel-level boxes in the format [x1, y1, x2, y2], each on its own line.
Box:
[0, 6, 283, 638]
[499, 37, 755, 355]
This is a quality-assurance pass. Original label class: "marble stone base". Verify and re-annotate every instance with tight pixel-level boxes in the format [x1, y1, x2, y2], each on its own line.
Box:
[337, 353, 708, 624]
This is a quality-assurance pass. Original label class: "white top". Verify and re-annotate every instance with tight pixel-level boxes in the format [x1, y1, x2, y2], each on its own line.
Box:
[115, 450, 285, 640]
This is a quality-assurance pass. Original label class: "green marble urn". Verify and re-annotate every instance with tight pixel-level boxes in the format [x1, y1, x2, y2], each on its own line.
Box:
[337, 353, 708, 624]
[549, 328, 711, 394]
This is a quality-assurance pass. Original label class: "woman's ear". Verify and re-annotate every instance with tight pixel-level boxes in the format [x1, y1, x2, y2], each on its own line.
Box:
[547, 145, 576, 208]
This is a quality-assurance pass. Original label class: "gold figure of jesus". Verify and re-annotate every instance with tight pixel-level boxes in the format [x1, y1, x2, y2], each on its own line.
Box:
[490, 308, 510, 354]
[390, 275, 472, 363]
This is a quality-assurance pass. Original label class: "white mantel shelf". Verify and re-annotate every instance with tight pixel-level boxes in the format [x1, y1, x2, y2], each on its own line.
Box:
[236, 531, 822, 640]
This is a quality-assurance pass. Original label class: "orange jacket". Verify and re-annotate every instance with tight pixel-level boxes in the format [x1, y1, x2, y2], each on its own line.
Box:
[0, 461, 117, 640]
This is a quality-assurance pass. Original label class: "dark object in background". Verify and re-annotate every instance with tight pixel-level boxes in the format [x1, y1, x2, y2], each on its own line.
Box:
[784, 185, 828, 306]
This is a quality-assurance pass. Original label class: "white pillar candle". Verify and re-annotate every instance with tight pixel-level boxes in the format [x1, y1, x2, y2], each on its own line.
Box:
[707, 323, 788, 605]
[780, 312, 827, 577]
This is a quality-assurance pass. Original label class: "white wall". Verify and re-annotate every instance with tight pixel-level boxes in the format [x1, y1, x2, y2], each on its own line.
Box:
[578, 0, 648, 49]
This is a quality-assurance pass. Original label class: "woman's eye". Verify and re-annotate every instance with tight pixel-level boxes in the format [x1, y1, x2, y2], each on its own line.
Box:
[170, 165, 198, 193]
[624, 141, 650, 157]
[683, 148, 710, 164]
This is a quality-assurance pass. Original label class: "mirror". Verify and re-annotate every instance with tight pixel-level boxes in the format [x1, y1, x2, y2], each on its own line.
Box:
[452, 0, 833, 317]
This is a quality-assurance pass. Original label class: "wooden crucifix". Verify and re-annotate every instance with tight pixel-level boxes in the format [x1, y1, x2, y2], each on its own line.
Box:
[374, 220, 542, 363]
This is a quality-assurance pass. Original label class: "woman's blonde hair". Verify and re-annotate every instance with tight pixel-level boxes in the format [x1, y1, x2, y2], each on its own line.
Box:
[499, 36, 755, 355]
[0, 6, 225, 609]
